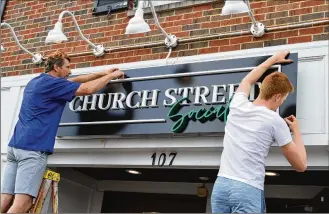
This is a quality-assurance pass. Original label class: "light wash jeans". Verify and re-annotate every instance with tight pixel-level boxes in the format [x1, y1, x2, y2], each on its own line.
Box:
[211, 176, 266, 213]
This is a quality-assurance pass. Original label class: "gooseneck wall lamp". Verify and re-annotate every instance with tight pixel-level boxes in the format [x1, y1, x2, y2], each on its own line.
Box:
[0, 22, 44, 64]
[125, 0, 178, 49]
[222, 0, 265, 37]
[45, 10, 106, 57]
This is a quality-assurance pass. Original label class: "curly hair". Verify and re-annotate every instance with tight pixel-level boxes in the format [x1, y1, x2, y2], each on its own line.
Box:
[45, 50, 71, 73]
[259, 71, 294, 100]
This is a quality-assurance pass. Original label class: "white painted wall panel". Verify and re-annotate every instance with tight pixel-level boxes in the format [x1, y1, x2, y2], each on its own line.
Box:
[297, 56, 326, 133]
[57, 178, 92, 213]
[1, 87, 22, 153]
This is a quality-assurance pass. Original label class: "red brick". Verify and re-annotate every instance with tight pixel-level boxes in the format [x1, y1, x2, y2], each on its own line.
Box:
[250, 1, 267, 9]
[243, 14, 265, 23]
[68, 32, 79, 37]
[38, 8, 47, 13]
[70, 64, 76, 69]
[34, 27, 45, 33]
[198, 47, 219, 54]
[24, 10, 36, 16]
[221, 18, 243, 26]
[275, 30, 299, 39]
[175, 31, 189, 38]
[7, 71, 19, 76]
[254, 7, 275, 14]
[114, 23, 127, 30]
[17, 54, 30, 60]
[84, 29, 98, 34]
[183, 11, 202, 19]
[313, 5, 329, 12]
[70, 57, 86, 64]
[33, 68, 44, 73]
[276, 2, 300, 11]
[193, 4, 213, 12]
[299, 26, 324, 35]
[161, 22, 174, 28]
[6, 5, 14, 10]
[220, 45, 241, 52]
[92, 60, 104, 66]
[165, 26, 182, 33]
[107, 58, 125, 65]
[301, 0, 325, 7]
[117, 12, 127, 19]
[29, 14, 41, 19]
[166, 15, 183, 21]
[116, 51, 134, 58]
[134, 49, 152, 56]
[288, 35, 312, 44]
[174, 19, 193, 26]
[209, 39, 230, 47]
[267, 0, 289, 6]
[32, 3, 45, 10]
[201, 21, 221, 29]
[3, 42, 16, 47]
[124, 56, 141, 63]
[105, 30, 122, 37]
[230, 36, 252, 45]
[1, 61, 10, 67]
[11, 60, 21, 66]
[5, 56, 17, 61]
[74, 46, 88, 52]
[77, 20, 86, 25]
[290, 8, 313, 16]
[98, 26, 115, 33]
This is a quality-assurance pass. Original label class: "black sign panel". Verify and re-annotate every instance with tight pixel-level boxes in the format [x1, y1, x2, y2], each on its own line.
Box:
[57, 53, 298, 137]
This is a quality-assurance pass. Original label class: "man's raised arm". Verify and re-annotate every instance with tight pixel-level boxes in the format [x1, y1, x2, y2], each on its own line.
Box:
[68, 68, 120, 83]
[235, 50, 293, 96]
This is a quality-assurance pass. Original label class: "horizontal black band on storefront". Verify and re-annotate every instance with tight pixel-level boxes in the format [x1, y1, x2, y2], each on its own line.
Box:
[57, 53, 298, 137]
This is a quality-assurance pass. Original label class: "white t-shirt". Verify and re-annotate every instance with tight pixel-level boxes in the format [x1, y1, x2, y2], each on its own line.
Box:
[218, 92, 292, 190]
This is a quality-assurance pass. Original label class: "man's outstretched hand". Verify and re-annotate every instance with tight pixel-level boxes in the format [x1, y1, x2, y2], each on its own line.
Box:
[272, 50, 293, 64]
[105, 67, 120, 74]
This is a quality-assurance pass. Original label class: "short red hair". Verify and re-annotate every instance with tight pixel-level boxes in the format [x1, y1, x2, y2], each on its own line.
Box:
[260, 72, 294, 100]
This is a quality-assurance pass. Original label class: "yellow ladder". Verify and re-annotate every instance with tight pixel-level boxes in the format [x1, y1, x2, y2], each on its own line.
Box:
[30, 169, 60, 213]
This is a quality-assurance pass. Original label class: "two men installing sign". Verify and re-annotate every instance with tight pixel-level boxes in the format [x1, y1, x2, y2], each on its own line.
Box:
[0, 50, 305, 213]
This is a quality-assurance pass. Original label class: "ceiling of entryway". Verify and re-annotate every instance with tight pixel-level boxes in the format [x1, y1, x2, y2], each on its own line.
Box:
[71, 167, 329, 186]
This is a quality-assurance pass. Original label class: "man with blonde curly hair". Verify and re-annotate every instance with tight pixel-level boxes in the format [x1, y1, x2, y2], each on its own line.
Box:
[211, 50, 307, 213]
[1, 50, 124, 213]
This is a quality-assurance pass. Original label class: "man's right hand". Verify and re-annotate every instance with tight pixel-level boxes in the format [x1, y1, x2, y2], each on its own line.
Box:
[111, 70, 124, 79]
[272, 50, 293, 64]
[284, 115, 299, 132]
[105, 67, 120, 75]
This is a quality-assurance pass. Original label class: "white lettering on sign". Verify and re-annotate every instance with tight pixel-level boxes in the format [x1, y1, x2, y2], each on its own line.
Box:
[68, 83, 261, 112]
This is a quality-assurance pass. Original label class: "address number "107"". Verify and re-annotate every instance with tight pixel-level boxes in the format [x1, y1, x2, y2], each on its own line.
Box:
[151, 152, 177, 167]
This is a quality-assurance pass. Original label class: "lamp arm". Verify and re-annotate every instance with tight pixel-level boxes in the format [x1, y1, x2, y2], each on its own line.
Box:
[148, 0, 172, 42]
[245, 0, 258, 26]
[1, 22, 38, 59]
[58, 11, 97, 49]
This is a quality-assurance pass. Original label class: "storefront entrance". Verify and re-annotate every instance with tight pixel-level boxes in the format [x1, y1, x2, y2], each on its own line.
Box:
[64, 167, 329, 213]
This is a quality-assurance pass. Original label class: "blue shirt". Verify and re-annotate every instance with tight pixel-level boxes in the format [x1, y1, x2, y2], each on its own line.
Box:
[8, 73, 81, 154]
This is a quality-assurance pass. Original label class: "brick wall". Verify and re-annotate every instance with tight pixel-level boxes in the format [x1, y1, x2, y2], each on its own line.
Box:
[0, 0, 328, 77]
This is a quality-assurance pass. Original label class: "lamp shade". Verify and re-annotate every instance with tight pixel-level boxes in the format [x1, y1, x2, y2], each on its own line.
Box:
[222, 0, 250, 15]
[45, 22, 68, 44]
[125, 7, 150, 34]
[0, 45, 4, 52]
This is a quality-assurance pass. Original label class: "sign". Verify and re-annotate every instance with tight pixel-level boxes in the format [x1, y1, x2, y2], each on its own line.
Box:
[57, 54, 298, 137]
